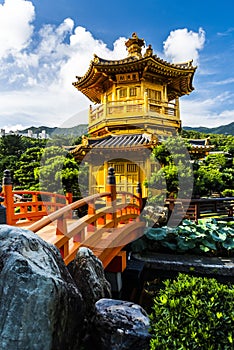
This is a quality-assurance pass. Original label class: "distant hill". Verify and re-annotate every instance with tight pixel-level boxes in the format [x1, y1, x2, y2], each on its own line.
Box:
[18, 121, 234, 137]
[183, 122, 234, 136]
[20, 124, 88, 137]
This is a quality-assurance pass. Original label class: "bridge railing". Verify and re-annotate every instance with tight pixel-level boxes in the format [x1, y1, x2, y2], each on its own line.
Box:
[27, 167, 144, 266]
[1, 169, 72, 226]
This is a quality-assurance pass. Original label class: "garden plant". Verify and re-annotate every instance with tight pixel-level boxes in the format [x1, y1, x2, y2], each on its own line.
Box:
[149, 273, 234, 349]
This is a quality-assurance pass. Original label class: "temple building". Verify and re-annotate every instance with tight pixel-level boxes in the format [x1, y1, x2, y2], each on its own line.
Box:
[71, 33, 196, 199]
[188, 138, 214, 157]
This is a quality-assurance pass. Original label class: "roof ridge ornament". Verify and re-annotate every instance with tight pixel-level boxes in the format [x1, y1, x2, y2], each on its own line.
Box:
[144, 44, 153, 57]
[125, 32, 145, 59]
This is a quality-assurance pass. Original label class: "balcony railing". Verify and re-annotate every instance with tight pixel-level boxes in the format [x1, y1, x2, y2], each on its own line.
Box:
[89, 99, 178, 126]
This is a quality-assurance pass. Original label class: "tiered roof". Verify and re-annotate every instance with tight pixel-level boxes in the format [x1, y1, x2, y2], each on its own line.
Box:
[73, 33, 196, 103]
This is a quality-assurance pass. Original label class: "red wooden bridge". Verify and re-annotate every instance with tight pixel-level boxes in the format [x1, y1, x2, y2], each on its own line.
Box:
[1, 169, 233, 271]
[0, 169, 144, 271]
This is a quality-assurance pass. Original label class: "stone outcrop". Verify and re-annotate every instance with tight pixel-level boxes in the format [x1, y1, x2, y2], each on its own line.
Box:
[0, 226, 151, 350]
[69, 247, 112, 318]
[93, 298, 151, 350]
[0, 225, 84, 350]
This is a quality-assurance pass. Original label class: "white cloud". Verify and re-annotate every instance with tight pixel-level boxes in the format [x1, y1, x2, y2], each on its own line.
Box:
[210, 78, 234, 86]
[0, 4, 232, 130]
[217, 27, 234, 36]
[163, 28, 205, 65]
[0, 0, 35, 58]
[180, 92, 234, 127]
[0, 9, 128, 128]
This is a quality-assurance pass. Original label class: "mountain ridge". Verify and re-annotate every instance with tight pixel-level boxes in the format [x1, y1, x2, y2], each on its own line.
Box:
[183, 122, 234, 136]
[5, 121, 234, 137]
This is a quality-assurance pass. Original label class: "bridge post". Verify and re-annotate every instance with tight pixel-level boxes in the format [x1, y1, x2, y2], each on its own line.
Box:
[0, 185, 6, 224]
[87, 200, 96, 232]
[106, 167, 117, 227]
[66, 192, 73, 205]
[136, 182, 142, 220]
[2, 170, 15, 225]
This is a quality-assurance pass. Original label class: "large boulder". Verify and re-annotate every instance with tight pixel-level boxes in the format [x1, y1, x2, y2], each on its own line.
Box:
[93, 298, 151, 350]
[69, 247, 112, 318]
[0, 225, 84, 350]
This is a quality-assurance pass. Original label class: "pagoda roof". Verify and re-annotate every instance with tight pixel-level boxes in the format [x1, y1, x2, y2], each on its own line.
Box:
[73, 53, 196, 103]
[91, 133, 152, 148]
[71, 132, 157, 161]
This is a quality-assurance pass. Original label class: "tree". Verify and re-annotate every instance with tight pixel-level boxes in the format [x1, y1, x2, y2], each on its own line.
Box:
[149, 136, 193, 199]
[193, 153, 233, 197]
[13, 147, 44, 190]
[36, 146, 80, 195]
[0, 135, 46, 180]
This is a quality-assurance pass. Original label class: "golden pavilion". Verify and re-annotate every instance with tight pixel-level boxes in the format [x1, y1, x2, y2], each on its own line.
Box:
[71, 33, 196, 199]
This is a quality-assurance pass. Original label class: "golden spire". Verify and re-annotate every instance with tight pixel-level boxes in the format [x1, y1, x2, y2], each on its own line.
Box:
[125, 32, 145, 59]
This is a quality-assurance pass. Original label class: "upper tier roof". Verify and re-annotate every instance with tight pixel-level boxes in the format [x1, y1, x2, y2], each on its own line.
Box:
[73, 33, 197, 103]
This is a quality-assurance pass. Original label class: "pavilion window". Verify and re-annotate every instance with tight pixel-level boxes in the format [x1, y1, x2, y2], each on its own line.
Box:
[148, 89, 162, 102]
[129, 87, 137, 97]
[119, 88, 127, 98]
[127, 163, 137, 172]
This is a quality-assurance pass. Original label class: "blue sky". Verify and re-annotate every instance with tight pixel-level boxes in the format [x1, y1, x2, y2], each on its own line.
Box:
[0, 0, 233, 131]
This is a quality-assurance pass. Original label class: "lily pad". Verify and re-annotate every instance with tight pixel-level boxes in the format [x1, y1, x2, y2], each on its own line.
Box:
[222, 238, 234, 250]
[176, 237, 196, 251]
[145, 227, 168, 240]
[201, 239, 216, 250]
[209, 230, 227, 242]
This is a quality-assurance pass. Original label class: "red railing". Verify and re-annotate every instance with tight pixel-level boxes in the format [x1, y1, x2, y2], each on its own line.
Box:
[27, 184, 143, 266]
[1, 170, 72, 226]
[1, 168, 144, 267]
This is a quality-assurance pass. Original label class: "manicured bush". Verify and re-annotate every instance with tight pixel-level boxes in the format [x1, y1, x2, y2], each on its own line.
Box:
[149, 273, 234, 349]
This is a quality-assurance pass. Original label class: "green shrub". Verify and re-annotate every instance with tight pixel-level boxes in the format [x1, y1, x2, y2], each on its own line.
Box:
[222, 189, 234, 197]
[150, 273, 234, 350]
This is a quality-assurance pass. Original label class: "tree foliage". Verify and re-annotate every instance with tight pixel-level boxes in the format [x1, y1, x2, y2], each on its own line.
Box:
[149, 136, 193, 199]
[36, 146, 80, 195]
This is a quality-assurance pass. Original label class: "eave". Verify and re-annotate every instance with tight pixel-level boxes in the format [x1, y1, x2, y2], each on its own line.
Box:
[73, 55, 196, 103]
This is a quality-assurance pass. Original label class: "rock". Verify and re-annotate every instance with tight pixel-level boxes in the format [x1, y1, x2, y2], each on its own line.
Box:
[93, 298, 151, 350]
[143, 205, 168, 227]
[0, 225, 84, 350]
[69, 247, 112, 318]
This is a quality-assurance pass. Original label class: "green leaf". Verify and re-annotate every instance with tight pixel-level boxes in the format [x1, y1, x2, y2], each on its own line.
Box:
[200, 245, 210, 252]
[176, 237, 196, 251]
[201, 239, 216, 250]
[145, 227, 168, 241]
[209, 230, 227, 242]
[222, 238, 234, 250]
[182, 219, 195, 226]
[190, 232, 206, 239]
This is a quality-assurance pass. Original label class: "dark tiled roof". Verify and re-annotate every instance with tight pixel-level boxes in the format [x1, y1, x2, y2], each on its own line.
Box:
[91, 133, 151, 148]
[188, 139, 207, 147]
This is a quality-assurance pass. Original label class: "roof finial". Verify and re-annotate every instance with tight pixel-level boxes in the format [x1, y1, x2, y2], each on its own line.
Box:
[144, 44, 153, 57]
[125, 32, 145, 59]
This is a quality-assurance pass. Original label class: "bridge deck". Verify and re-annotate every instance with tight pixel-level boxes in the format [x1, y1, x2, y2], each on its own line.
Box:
[23, 219, 144, 268]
